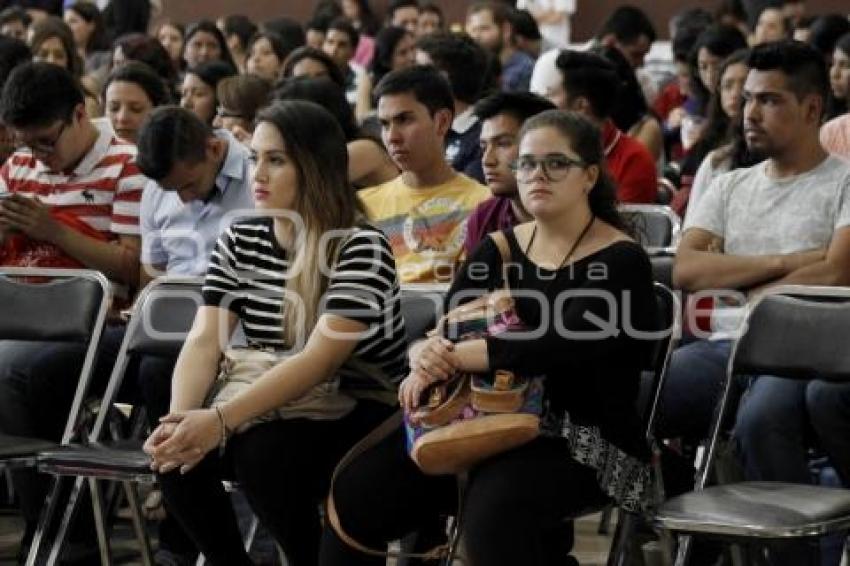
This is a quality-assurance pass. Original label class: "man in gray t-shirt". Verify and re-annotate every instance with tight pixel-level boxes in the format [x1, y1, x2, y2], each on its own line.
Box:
[659, 44, 850, 555]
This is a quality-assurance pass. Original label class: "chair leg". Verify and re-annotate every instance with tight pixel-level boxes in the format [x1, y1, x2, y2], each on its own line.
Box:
[598, 505, 614, 535]
[658, 528, 676, 566]
[89, 478, 113, 566]
[122, 481, 153, 566]
[606, 511, 633, 566]
[243, 513, 259, 553]
[729, 542, 749, 566]
[45, 476, 88, 566]
[673, 534, 693, 566]
[25, 476, 65, 566]
[3, 467, 13, 504]
[444, 518, 461, 566]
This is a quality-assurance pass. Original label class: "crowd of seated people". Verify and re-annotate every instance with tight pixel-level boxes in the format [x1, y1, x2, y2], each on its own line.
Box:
[0, 1, 848, 566]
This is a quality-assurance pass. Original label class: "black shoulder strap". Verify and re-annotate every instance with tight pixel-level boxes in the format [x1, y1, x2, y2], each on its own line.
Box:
[488, 230, 512, 292]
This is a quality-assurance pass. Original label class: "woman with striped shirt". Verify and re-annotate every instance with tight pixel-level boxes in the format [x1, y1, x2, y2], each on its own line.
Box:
[143, 100, 407, 566]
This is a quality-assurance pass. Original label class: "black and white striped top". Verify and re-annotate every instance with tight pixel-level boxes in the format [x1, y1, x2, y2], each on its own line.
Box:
[203, 218, 408, 392]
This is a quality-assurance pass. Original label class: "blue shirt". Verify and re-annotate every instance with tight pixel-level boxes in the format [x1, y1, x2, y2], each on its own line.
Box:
[140, 131, 255, 276]
[445, 107, 484, 184]
[502, 50, 535, 92]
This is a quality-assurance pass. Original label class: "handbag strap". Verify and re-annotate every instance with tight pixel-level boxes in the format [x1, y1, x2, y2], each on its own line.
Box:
[325, 410, 453, 561]
[488, 230, 512, 293]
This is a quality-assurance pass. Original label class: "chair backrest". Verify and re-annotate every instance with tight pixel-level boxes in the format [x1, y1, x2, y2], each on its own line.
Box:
[620, 204, 681, 255]
[0, 268, 109, 342]
[695, 285, 850, 490]
[732, 288, 850, 382]
[650, 254, 674, 289]
[88, 277, 204, 440]
[0, 268, 112, 444]
[127, 278, 205, 357]
[400, 285, 447, 344]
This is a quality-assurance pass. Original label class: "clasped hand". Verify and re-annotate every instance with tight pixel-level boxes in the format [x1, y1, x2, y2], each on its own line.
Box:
[143, 408, 221, 475]
[399, 335, 459, 415]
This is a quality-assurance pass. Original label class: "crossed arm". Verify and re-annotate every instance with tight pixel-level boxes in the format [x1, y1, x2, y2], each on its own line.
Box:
[672, 226, 850, 292]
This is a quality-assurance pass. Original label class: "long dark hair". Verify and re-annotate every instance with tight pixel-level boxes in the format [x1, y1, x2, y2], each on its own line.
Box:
[103, 60, 171, 107]
[66, 2, 110, 53]
[182, 20, 236, 70]
[346, 0, 380, 35]
[519, 110, 629, 233]
[682, 49, 749, 177]
[281, 46, 346, 89]
[827, 32, 850, 119]
[594, 44, 651, 133]
[370, 26, 411, 88]
[273, 76, 358, 140]
[114, 33, 179, 93]
[688, 25, 748, 116]
[30, 16, 83, 78]
[103, 0, 150, 42]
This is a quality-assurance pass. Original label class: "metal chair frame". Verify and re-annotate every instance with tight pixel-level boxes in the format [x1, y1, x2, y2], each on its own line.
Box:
[619, 204, 682, 256]
[653, 285, 850, 566]
[28, 276, 203, 566]
[0, 268, 112, 565]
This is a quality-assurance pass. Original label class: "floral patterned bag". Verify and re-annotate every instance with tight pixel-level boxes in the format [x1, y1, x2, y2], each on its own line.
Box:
[404, 232, 545, 475]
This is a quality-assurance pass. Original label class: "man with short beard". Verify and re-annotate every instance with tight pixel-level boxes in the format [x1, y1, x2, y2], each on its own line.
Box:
[466, 2, 535, 92]
[662, 41, 850, 564]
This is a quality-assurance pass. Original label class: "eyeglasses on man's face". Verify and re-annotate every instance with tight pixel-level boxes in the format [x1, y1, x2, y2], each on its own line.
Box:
[14, 119, 69, 156]
[510, 153, 586, 182]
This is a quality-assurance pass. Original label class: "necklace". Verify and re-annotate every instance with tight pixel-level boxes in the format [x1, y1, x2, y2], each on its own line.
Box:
[525, 213, 596, 271]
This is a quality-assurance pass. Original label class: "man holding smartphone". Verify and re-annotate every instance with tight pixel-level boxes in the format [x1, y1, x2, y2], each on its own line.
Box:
[0, 62, 145, 560]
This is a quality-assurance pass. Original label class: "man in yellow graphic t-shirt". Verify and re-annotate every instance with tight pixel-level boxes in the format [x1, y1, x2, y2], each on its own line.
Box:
[359, 65, 490, 283]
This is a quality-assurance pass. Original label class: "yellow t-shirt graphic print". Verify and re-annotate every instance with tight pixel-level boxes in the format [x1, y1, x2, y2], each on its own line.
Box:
[360, 174, 491, 284]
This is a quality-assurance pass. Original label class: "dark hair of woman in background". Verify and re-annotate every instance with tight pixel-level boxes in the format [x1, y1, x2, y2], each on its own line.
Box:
[274, 76, 398, 187]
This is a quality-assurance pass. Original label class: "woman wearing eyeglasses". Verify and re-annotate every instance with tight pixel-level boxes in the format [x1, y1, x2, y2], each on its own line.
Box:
[320, 110, 658, 566]
[213, 74, 272, 145]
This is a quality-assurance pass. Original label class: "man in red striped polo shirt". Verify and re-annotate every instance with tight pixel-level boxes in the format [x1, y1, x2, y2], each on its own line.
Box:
[0, 62, 143, 281]
[0, 62, 144, 557]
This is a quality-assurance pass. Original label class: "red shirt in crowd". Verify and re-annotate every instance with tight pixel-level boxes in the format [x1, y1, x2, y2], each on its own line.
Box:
[653, 81, 687, 123]
[602, 119, 658, 204]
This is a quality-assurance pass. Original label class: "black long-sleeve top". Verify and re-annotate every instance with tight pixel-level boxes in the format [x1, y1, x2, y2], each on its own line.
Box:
[446, 230, 656, 460]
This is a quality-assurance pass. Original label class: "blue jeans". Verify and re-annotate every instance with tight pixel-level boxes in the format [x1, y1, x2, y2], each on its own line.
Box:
[659, 339, 850, 566]
[656, 339, 732, 441]
[0, 324, 124, 523]
[735, 378, 847, 566]
[806, 381, 850, 486]
[660, 338, 850, 483]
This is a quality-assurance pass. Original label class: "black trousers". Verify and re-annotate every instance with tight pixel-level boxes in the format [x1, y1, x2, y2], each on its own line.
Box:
[319, 426, 608, 566]
[159, 399, 394, 566]
[0, 323, 124, 525]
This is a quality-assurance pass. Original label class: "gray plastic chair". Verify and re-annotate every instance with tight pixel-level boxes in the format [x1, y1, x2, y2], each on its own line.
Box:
[0, 268, 112, 458]
[653, 286, 850, 566]
[620, 204, 682, 256]
[0, 268, 112, 565]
